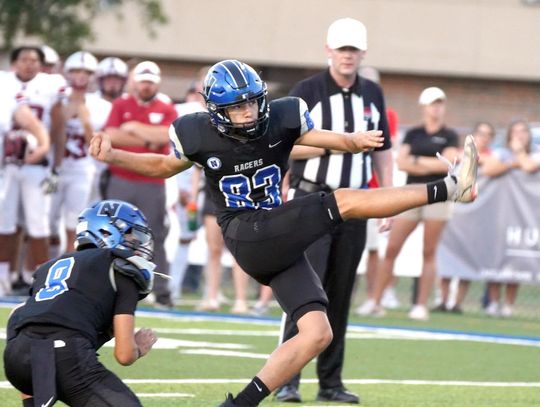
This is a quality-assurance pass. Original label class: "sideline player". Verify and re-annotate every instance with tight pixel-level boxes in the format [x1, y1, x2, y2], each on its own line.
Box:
[0, 46, 66, 291]
[90, 60, 479, 406]
[49, 51, 112, 255]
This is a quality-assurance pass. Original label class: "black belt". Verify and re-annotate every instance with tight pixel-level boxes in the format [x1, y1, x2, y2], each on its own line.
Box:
[296, 179, 334, 194]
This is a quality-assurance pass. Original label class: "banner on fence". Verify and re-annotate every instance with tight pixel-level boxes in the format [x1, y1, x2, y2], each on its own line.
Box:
[437, 171, 540, 284]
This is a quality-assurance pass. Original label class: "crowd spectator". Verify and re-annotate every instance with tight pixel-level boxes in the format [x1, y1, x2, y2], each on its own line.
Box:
[358, 86, 459, 320]
[484, 119, 540, 317]
[355, 65, 400, 312]
[168, 81, 207, 305]
[103, 60, 177, 308]
[435, 121, 496, 313]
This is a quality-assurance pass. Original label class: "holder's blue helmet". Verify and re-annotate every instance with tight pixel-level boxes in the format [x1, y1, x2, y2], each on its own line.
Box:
[75, 200, 154, 260]
[203, 60, 269, 141]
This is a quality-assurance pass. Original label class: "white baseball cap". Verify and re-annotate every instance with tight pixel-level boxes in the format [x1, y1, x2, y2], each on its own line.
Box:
[418, 87, 446, 105]
[133, 61, 161, 83]
[327, 18, 367, 51]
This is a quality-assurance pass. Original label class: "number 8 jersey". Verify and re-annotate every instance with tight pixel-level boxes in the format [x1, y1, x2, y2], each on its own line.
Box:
[169, 97, 314, 229]
[9, 248, 137, 348]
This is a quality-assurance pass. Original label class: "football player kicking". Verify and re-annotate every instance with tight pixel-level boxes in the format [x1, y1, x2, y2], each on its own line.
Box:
[4, 199, 158, 407]
[90, 60, 478, 406]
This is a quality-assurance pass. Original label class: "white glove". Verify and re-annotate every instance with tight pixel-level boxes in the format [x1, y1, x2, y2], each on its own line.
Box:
[41, 168, 60, 194]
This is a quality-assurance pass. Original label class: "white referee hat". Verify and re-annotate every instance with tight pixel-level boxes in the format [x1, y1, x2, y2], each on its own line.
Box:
[327, 18, 368, 51]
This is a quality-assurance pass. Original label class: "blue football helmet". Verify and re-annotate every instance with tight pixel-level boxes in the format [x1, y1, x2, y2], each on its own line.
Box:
[203, 59, 269, 141]
[75, 200, 154, 260]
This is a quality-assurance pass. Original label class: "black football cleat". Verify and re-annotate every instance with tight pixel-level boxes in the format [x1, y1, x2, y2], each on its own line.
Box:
[316, 387, 360, 404]
[218, 393, 237, 406]
[275, 385, 302, 403]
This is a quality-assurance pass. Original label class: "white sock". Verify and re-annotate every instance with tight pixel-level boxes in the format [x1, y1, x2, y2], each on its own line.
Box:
[444, 174, 458, 201]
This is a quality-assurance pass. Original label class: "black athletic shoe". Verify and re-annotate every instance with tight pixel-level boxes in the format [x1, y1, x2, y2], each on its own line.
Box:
[449, 305, 464, 314]
[431, 303, 448, 313]
[275, 385, 302, 402]
[316, 387, 360, 404]
[218, 393, 236, 406]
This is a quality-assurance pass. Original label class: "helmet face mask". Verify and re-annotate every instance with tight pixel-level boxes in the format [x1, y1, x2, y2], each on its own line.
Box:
[204, 60, 269, 142]
[75, 200, 154, 260]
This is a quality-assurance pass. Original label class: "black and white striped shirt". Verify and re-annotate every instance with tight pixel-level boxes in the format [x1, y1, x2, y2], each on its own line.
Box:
[289, 70, 391, 190]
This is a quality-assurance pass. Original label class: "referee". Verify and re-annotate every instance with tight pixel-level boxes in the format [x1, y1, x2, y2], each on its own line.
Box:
[276, 18, 393, 404]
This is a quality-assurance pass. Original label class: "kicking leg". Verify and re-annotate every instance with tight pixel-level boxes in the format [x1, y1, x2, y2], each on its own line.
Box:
[336, 134, 478, 221]
[335, 136, 478, 220]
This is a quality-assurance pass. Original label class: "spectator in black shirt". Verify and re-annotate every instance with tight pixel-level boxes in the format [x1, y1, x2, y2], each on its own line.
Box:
[359, 86, 459, 321]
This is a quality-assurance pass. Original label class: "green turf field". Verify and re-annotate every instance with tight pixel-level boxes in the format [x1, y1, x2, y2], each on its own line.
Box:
[1, 304, 539, 406]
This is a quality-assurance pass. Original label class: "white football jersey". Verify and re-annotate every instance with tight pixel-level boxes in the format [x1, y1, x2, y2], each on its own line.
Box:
[4, 71, 66, 130]
[61, 91, 112, 171]
[0, 92, 20, 136]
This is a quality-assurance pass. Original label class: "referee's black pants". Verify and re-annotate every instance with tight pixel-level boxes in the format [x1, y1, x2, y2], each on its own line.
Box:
[280, 188, 367, 390]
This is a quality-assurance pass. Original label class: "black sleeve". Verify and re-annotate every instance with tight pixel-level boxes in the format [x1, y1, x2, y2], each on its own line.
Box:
[113, 272, 140, 315]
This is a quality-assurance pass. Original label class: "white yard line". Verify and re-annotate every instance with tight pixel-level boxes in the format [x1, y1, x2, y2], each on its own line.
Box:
[2, 379, 539, 390]
[126, 378, 540, 387]
[136, 392, 194, 398]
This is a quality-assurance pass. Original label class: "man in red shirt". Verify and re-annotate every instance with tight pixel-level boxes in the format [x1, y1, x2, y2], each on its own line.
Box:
[104, 60, 177, 307]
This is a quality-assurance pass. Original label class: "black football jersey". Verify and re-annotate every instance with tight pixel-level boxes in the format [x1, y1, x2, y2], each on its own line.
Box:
[170, 97, 313, 227]
[11, 248, 129, 347]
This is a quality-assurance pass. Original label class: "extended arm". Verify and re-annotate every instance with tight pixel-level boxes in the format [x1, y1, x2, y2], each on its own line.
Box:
[295, 127, 383, 153]
[90, 131, 193, 178]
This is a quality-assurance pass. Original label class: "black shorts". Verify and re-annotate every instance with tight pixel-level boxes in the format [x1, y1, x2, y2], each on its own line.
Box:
[4, 326, 141, 407]
[223, 192, 342, 321]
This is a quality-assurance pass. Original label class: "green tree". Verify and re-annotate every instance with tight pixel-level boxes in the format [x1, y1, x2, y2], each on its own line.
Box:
[0, 0, 167, 54]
